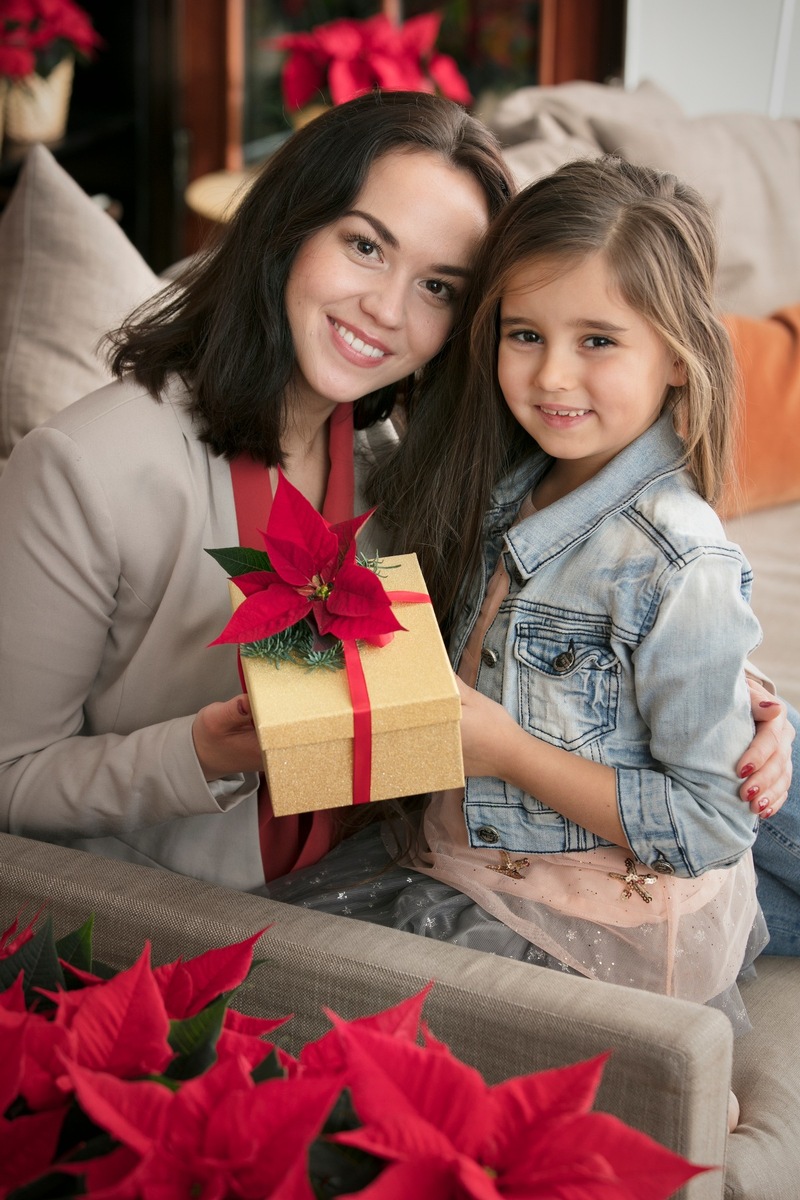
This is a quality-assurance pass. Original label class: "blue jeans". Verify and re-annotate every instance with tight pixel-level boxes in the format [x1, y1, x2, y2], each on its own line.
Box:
[752, 703, 800, 955]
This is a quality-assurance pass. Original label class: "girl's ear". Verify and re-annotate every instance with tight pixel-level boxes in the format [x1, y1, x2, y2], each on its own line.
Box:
[669, 358, 688, 387]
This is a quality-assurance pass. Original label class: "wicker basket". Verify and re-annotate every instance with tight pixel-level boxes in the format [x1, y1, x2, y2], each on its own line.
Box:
[4, 57, 74, 144]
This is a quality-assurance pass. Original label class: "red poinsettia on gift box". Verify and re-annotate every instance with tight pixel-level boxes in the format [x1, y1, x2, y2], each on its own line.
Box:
[0, 0, 101, 81]
[0, 909, 710, 1199]
[271, 10, 472, 114]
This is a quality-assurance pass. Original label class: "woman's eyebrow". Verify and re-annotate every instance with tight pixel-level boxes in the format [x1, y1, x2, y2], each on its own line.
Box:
[346, 209, 398, 248]
[345, 209, 472, 278]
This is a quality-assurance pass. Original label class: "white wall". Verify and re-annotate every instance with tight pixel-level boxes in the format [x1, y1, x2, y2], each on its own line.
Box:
[624, 0, 800, 117]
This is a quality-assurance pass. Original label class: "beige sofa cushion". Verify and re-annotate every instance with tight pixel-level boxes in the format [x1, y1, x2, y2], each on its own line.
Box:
[589, 113, 800, 317]
[725, 501, 800, 714]
[487, 79, 684, 149]
[0, 145, 161, 473]
[501, 112, 600, 189]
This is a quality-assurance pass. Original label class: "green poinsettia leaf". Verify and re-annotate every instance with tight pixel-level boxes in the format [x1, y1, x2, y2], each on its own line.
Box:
[308, 1087, 385, 1200]
[5, 1167, 83, 1198]
[309, 1143, 385, 1200]
[205, 546, 272, 577]
[251, 1046, 286, 1084]
[165, 993, 228, 1080]
[0, 915, 65, 1002]
[55, 914, 95, 975]
[319, 1087, 362, 1135]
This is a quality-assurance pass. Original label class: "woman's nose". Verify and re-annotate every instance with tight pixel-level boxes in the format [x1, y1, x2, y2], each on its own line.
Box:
[359, 275, 405, 329]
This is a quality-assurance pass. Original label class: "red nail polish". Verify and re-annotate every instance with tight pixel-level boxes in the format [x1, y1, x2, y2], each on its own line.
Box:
[747, 785, 760, 800]
[739, 763, 756, 778]
[758, 796, 770, 811]
[763, 808, 774, 818]
[759, 700, 779, 708]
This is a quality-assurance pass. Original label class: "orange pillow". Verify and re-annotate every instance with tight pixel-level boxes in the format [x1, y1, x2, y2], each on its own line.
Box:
[719, 305, 800, 517]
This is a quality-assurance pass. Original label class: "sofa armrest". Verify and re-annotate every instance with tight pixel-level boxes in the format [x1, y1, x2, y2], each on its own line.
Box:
[0, 831, 728, 1199]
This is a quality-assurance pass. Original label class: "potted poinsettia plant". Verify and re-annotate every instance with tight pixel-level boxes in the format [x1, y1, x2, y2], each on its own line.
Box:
[0, 909, 710, 1198]
[0, 0, 102, 145]
[270, 9, 472, 128]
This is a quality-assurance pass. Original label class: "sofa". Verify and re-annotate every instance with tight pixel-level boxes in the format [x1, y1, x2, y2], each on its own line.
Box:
[0, 81, 798, 1199]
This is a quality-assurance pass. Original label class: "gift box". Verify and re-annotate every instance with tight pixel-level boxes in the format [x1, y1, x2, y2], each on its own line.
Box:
[230, 553, 464, 815]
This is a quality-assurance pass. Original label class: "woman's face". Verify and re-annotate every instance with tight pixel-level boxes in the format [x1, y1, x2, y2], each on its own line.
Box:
[284, 149, 489, 415]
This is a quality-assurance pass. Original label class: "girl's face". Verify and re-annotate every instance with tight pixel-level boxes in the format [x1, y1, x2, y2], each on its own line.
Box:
[497, 252, 685, 488]
[285, 149, 489, 416]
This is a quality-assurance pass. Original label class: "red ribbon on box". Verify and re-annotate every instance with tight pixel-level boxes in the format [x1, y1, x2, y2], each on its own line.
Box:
[342, 587, 431, 806]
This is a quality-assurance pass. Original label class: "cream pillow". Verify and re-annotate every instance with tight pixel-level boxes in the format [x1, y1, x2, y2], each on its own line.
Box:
[589, 113, 800, 317]
[0, 145, 161, 472]
[487, 80, 684, 150]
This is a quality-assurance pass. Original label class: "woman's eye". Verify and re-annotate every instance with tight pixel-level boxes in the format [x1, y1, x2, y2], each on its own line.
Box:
[422, 279, 456, 303]
[344, 233, 381, 259]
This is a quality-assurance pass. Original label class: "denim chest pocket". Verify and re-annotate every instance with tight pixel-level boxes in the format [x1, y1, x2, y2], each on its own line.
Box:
[514, 617, 620, 750]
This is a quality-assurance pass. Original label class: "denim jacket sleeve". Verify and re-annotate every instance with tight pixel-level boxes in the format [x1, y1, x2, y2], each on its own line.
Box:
[616, 547, 762, 876]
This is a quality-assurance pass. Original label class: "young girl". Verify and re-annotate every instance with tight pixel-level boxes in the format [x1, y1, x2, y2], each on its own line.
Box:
[269, 157, 768, 1065]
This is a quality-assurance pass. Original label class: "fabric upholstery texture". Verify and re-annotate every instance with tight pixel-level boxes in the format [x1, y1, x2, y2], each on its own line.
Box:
[0, 144, 160, 472]
[588, 113, 800, 318]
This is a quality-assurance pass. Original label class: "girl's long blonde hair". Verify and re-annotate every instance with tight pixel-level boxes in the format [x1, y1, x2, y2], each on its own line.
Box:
[373, 155, 739, 636]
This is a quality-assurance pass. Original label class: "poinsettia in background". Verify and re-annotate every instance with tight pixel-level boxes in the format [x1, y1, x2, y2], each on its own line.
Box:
[0, 0, 101, 81]
[0, 909, 709, 1199]
[271, 10, 472, 113]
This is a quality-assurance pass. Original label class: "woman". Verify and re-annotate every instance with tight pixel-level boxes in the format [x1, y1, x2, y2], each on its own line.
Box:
[0, 92, 793, 912]
[0, 91, 510, 889]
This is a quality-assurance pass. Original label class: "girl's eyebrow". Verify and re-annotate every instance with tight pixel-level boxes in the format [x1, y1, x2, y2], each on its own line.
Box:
[499, 315, 628, 333]
[344, 209, 473, 278]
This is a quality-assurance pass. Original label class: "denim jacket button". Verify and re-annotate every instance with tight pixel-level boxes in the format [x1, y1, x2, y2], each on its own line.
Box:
[553, 649, 576, 672]
[481, 648, 498, 667]
[652, 858, 675, 875]
[476, 825, 500, 844]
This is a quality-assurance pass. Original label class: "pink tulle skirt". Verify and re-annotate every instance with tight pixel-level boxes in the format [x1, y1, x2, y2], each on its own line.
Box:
[406, 793, 760, 1003]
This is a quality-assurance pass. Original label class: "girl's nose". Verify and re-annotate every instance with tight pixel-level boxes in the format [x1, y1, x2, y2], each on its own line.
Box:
[359, 275, 405, 329]
[534, 347, 575, 392]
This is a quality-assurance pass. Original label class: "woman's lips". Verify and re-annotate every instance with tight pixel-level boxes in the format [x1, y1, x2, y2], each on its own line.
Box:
[329, 318, 390, 365]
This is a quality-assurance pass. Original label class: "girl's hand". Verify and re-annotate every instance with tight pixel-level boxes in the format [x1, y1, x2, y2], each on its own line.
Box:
[456, 676, 519, 778]
[192, 693, 263, 782]
[737, 679, 795, 818]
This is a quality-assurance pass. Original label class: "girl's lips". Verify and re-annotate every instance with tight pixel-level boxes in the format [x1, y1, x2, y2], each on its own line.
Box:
[329, 317, 391, 366]
[536, 405, 593, 427]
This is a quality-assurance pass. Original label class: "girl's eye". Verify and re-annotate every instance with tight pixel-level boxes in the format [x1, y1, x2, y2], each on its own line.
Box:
[585, 335, 614, 348]
[510, 330, 542, 344]
[422, 278, 456, 303]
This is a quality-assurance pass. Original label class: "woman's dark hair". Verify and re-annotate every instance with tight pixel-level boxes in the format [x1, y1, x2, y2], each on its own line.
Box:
[106, 90, 513, 465]
[374, 155, 735, 638]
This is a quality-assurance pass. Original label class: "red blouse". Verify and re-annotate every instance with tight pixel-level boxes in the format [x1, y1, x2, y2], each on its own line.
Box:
[229, 404, 355, 882]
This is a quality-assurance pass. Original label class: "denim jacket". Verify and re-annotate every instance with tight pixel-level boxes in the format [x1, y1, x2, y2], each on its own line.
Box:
[450, 414, 761, 878]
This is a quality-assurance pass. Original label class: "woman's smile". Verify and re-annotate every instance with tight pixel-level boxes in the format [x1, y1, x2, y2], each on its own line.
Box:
[329, 317, 389, 362]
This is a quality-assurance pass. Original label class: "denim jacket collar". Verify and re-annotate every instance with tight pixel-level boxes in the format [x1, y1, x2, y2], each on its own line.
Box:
[490, 413, 687, 580]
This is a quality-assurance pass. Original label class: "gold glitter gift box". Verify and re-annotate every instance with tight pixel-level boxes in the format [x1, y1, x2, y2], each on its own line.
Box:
[230, 553, 465, 816]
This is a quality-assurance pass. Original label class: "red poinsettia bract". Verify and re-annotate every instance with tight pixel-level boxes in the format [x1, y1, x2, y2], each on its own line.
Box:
[0, 0, 102, 81]
[272, 12, 471, 111]
[313, 993, 711, 1200]
[210, 470, 404, 647]
[0, 913, 708, 1200]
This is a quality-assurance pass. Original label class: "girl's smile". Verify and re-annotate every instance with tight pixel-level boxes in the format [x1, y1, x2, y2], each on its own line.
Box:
[285, 149, 489, 417]
[498, 251, 684, 492]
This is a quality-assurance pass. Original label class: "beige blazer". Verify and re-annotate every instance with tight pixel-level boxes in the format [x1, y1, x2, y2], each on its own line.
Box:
[0, 375, 397, 888]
